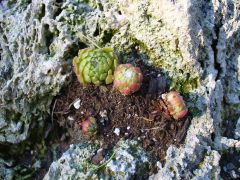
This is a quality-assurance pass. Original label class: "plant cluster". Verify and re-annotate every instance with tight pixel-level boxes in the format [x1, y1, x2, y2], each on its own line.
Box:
[73, 47, 188, 134]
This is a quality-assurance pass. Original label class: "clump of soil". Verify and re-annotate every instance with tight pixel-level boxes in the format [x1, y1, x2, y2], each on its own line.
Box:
[53, 63, 191, 174]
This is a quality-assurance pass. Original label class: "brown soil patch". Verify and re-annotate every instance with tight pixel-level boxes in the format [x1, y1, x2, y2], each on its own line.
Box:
[53, 63, 191, 174]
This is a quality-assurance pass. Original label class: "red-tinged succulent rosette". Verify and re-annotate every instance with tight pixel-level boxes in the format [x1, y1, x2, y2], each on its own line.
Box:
[81, 117, 98, 136]
[113, 64, 143, 95]
[162, 91, 188, 120]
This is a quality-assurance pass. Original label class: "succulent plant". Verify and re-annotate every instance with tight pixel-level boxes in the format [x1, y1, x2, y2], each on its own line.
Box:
[82, 117, 98, 136]
[162, 91, 188, 120]
[113, 64, 143, 95]
[73, 48, 117, 85]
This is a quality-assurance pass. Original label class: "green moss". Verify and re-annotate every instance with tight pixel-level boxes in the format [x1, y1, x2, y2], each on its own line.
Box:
[169, 166, 174, 172]
[129, 142, 139, 153]
[100, 29, 119, 46]
[136, 162, 150, 176]
[126, 33, 201, 94]
[198, 160, 205, 169]
[7, 0, 17, 7]
[4, 109, 25, 122]
[36, 140, 47, 158]
[170, 76, 200, 94]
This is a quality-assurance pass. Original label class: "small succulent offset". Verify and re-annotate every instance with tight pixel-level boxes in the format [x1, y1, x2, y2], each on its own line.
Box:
[162, 91, 188, 120]
[113, 64, 143, 95]
[73, 48, 117, 85]
[82, 117, 98, 136]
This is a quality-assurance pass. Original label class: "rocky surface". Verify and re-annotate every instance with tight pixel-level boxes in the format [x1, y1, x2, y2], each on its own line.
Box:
[0, 0, 239, 179]
[44, 140, 149, 179]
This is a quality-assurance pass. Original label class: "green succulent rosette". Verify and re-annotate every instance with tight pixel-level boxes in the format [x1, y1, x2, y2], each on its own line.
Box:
[73, 48, 118, 85]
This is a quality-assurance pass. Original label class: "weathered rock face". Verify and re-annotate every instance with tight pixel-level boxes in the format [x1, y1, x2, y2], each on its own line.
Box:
[44, 140, 149, 179]
[0, 0, 239, 179]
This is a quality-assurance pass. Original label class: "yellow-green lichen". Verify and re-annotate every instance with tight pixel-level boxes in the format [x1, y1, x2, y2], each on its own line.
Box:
[128, 36, 200, 94]
[170, 76, 201, 94]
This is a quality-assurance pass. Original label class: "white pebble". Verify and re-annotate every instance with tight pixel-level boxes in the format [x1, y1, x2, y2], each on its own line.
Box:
[156, 161, 162, 169]
[97, 148, 103, 153]
[73, 99, 81, 109]
[99, 110, 107, 117]
[230, 170, 237, 179]
[114, 128, 120, 136]
[127, 126, 130, 130]
[67, 116, 74, 121]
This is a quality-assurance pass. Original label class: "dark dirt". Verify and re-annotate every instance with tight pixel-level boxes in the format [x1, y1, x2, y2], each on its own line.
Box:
[0, 119, 69, 180]
[53, 62, 191, 175]
[220, 150, 240, 180]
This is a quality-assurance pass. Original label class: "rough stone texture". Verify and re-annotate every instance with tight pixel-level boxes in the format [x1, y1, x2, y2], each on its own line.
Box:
[0, 0, 240, 179]
[44, 140, 149, 179]
[149, 0, 240, 179]
[234, 117, 240, 139]
[44, 143, 98, 180]
[0, 158, 14, 180]
[0, 0, 103, 143]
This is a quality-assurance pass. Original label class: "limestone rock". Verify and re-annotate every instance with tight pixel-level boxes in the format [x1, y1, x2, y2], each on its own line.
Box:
[0, 0, 240, 179]
[44, 140, 149, 180]
[234, 117, 240, 139]
[0, 0, 100, 144]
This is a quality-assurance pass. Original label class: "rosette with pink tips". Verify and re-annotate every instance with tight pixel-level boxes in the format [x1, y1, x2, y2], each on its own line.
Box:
[113, 64, 143, 95]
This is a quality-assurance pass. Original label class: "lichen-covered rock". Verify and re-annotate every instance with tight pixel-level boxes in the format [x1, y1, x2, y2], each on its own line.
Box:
[0, 0, 102, 144]
[44, 140, 149, 179]
[104, 140, 149, 179]
[0, 158, 14, 180]
[234, 117, 240, 140]
[149, 0, 240, 179]
[0, 0, 240, 179]
[44, 143, 99, 180]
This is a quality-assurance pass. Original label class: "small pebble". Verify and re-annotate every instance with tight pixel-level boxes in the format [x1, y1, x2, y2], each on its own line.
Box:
[223, 166, 227, 172]
[97, 148, 103, 153]
[100, 119, 104, 123]
[127, 126, 130, 130]
[67, 116, 74, 121]
[156, 161, 162, 169]
[226, 163, 235, 170]
[125, 132, 129, 136]
[73, 99, 81, 109]
[114, 128, 120, 136]
[230, 170, 237, 179]
[92, 149, 104, 165]
[60, 134, 66, 141]
[99, 110, 107, 118]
